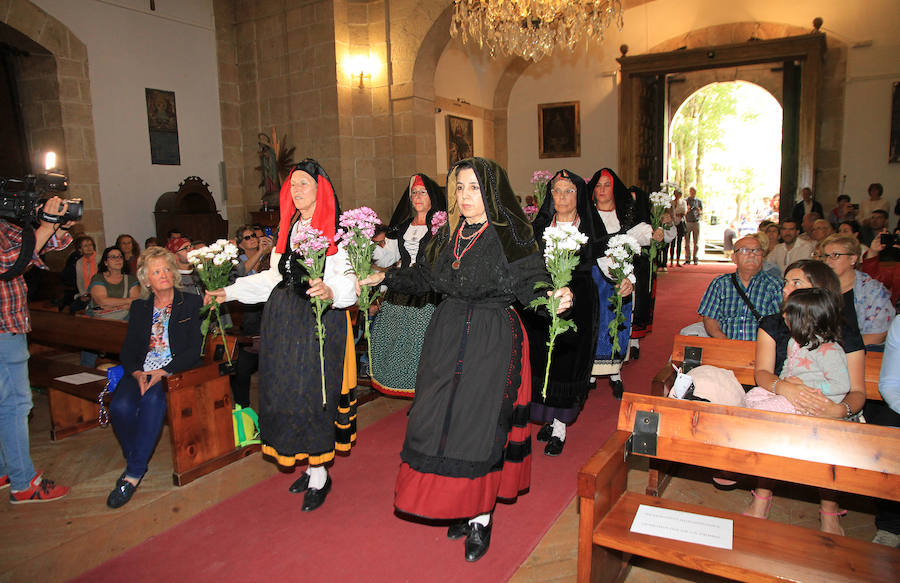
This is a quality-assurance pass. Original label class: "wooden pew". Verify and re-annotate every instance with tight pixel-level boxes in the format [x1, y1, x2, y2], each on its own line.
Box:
[647, 334, 885, 497]
[651, 335, 884, 401]
[27, 308, 258, 486]
[577, 393, 900, 583]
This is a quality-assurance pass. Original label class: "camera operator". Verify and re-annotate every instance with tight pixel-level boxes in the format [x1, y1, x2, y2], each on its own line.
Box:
[1, 196, 73, 503]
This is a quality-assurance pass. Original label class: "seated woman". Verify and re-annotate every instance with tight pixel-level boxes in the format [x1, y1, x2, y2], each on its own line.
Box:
[859, 231, 900, 307]
[72, 235, 98, 310]
[819, 233, 895, 346]
[837, 220, 869, 258]
[89, 246, 140, 320]
[747, 259, 866, 534]
[106, 246, 202, 508]
[115, 234, 141, 274]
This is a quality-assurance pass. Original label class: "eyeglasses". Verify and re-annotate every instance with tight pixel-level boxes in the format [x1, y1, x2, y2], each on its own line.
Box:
[819, 252, 855, 261]
[242, 234, 258, 241]
[734, 248, 764, 256]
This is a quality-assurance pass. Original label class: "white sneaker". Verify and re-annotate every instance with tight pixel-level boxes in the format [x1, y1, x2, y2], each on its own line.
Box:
[872, 529, 900, 547]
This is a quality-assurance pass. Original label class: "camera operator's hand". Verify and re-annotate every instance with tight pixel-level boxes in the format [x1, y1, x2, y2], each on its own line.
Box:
[34, 196, 74, 251]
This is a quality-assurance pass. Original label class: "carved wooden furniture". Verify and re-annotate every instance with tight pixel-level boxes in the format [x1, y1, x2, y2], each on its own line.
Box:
[154, 176, 228, 243]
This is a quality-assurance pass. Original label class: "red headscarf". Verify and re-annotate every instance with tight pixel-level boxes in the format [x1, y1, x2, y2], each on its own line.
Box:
[411, 175, 425, 190]
[275, 166, 339, 256]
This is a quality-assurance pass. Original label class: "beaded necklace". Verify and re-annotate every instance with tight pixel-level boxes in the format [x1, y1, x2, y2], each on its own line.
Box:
[452, 221, 488, 269]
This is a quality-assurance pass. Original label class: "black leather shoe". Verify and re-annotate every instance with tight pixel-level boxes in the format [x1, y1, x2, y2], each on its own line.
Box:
[447, 521, 469, 540]
[301, 475, 332, 512]
[465, 522, 492, 562]
[610, 379, 624, 400]
[106, 475, 140, 509]
[630, 345, 640, 360]
[535, 423, 552, 442]
[289, 473, 310, 493]
[544, 436, 565, 456]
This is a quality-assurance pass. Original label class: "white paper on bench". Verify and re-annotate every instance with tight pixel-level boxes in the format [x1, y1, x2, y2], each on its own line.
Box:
[54, 372, 107, 385]
[630, 504, 733, 550]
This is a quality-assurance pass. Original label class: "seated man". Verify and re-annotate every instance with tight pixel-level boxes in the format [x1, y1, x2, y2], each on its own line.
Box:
[769, 219, 813, 274]
[696, 234, 783, 340]
[861, 209, 889, 247]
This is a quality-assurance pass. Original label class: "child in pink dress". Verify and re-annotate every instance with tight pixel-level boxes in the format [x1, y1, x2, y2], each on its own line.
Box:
[745, 288, 850, 413]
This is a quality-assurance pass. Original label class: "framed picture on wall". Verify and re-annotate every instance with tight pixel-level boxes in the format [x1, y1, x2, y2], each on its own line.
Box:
[145, 88, 181, 165]
[890, 82, 900, 163]
[538, 101, 580, 159]
[447, 115, 474, 167]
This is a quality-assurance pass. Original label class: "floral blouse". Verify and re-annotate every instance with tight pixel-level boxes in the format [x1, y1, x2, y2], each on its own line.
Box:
[142, 304, 173, 371]
[850, 270, 896, 336]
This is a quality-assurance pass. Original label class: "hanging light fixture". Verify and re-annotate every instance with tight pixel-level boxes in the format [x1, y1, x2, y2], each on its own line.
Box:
[450, 0, 624, 62]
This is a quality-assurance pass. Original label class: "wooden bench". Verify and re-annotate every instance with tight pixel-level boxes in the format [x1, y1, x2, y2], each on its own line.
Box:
[27, 308, 258, 486]
[577, 393, 900, 583]
[646, 334, 885, 497]
[651, 335, 884, 401]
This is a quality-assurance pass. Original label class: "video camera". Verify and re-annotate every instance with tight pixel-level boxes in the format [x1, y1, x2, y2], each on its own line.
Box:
[0, 172, 83, 225]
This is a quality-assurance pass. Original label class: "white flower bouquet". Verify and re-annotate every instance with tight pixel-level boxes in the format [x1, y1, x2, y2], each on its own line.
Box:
[291, 225, 333, 407]
[647, 189, 672, 287]
[187, 240, 240, 365]
[529, 224, 588, 399]
[604, 234, 640, 356]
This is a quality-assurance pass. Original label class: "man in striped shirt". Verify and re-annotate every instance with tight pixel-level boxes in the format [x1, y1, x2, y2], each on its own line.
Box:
[697, 234, 783, 341]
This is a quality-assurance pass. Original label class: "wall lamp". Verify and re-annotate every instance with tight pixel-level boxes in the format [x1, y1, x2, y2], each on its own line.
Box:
[346, 54, 378, 89]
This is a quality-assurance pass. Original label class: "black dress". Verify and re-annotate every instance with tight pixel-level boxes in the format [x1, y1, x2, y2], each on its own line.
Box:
[387, 222, 548, 520]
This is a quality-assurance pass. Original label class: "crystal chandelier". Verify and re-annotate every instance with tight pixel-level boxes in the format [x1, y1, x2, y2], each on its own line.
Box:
[450, 0, 624, 62]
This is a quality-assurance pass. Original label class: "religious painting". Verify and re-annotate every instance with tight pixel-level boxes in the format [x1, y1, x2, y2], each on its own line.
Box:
[890, 82, 900, 163]
[538, 101, 581, 159]
[145, 88, 181, 165]
[446, 115, 474, 167]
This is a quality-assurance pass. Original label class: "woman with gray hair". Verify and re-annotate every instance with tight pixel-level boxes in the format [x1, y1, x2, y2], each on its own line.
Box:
[106, 246, 202, 509]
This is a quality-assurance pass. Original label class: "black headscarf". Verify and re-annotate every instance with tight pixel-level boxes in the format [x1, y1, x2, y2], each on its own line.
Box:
[586, 167, 639, 255]
[532, 169, 602, 269]
[428, 157, 537, 265]
[386, 173, 447, 239]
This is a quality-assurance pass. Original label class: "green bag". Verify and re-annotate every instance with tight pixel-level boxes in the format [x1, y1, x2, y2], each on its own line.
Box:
[232, 405, 261, 447]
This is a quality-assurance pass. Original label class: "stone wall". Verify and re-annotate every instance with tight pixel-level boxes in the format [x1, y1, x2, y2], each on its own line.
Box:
[2, 0, 102, 244]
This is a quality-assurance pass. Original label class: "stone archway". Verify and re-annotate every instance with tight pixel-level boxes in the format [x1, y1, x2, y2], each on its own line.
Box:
[1, 0, 102, 243]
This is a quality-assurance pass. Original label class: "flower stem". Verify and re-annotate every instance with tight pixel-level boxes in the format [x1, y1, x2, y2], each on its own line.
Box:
[315, 301, 327, 409]
[364, 311, 373, 376]
[214, 304, 232, 365]
[541, 293, 561, 400]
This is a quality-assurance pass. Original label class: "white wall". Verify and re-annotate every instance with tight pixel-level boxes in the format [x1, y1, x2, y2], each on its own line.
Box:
[433, 39, 509, 180]
[33, 0, 224, 245]
[478, 0, 900, 216]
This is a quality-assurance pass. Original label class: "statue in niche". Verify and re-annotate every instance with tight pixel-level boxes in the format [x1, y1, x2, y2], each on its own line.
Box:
[256, 129, 296, 209]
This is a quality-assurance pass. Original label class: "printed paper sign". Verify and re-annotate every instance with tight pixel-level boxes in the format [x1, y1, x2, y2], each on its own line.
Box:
[630, 504, 733, 550]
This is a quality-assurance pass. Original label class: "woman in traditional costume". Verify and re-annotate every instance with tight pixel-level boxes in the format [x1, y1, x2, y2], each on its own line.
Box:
[360, 158, 572, 562]
[522, 169, 600, 456]
[628, 186, 675, 360]
[206, 159, 358, 512]
[368, 173, 446, 396]
[587, 169, 660, 398]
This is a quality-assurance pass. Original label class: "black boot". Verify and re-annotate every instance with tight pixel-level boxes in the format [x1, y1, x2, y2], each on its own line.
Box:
[610, 378, 624, 400]
[447, 521, 469, 540]
[301, 475, 332, 512]
[465, 522, 492, 562]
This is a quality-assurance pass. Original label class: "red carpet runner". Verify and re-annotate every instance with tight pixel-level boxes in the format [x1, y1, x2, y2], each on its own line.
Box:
[72, 264, 729, 583]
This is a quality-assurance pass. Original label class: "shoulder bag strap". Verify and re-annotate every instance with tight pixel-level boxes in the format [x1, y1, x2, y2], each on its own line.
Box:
[730, 273, 763, 321]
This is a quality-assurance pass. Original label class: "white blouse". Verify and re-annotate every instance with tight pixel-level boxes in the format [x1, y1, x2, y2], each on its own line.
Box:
[223, 221, 357, 309]
[373, 224, 429, 268]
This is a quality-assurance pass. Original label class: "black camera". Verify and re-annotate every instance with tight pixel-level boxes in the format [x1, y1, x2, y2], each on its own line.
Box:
[0, 173, 83, 225]
[880, 232, 898, 247]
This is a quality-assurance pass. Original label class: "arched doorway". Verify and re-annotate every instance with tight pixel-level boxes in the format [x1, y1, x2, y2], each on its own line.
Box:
[668, 81, 783, 257]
